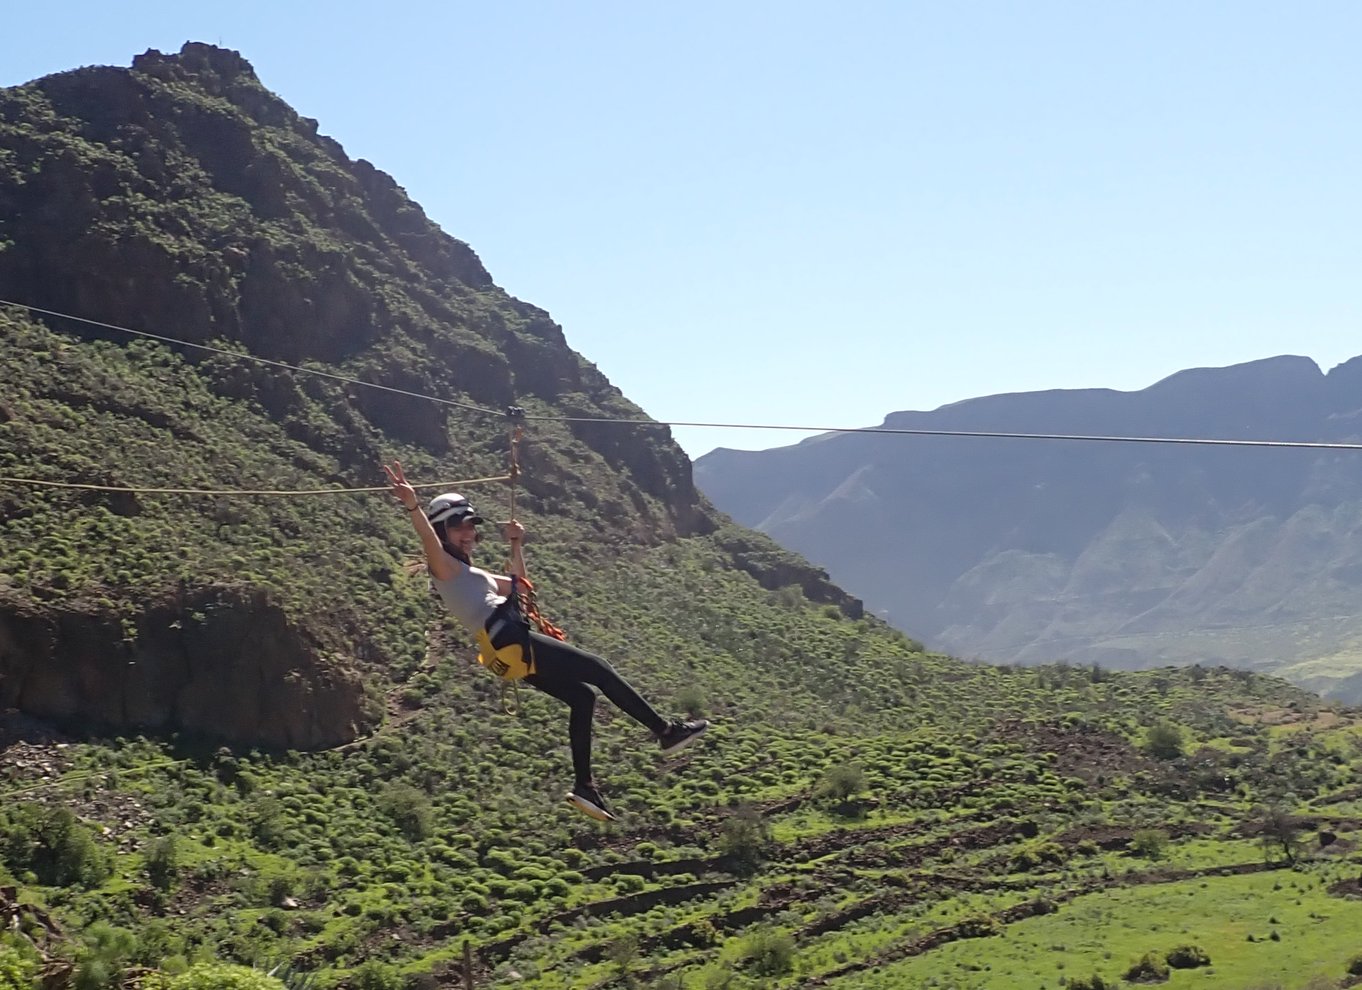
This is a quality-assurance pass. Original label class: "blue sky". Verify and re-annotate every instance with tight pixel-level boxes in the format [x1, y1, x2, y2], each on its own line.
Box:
[3, 2, 1358, 457]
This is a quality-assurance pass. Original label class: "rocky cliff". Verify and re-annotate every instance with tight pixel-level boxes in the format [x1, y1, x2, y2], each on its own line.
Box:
[0, 584, 366, 749]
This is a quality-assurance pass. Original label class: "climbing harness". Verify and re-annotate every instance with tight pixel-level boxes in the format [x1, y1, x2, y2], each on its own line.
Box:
[471, 409, 569, 713]
[476, 574, 537, 681]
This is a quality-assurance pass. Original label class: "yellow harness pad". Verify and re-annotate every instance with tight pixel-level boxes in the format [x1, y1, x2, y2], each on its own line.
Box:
[476, 625, 534, 681]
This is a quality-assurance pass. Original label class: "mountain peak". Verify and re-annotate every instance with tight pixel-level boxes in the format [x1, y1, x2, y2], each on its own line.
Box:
[132, 42, 261, 86]
[1145, 354, 1322, 395]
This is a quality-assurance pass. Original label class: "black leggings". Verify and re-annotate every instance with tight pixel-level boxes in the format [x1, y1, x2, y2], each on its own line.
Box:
[523, 631, 669, 787]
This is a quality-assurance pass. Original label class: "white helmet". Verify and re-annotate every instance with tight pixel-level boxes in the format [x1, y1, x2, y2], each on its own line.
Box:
[425, 492, 484, 526]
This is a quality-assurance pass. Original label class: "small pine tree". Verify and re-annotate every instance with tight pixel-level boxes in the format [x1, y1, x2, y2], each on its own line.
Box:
[145, 835, 179, 892]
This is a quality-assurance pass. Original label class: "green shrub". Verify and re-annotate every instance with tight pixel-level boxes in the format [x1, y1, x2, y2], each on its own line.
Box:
[503, 881, 539, 902]
[73, 923, 138, 990]
[0, 804, 113, 887]
[1124, 951, 1170, 982]
[1165, 944, 1211, 969]
[1348, 954, 1362, 977]
[378, 784, 434, 841]
[145, 836, 179, 892]
[816, 763, 868, 802]
[150, 963, 287, 990]
[957, 914, 1000, 938]
[1130, 829, 1169, 860]
[1145, 721, 1185, 760]
[675, 684, 706, 717]
[1066, 976, 1111, 990]
[0, 944, 38, 990]
[685, 918, 719, 948]
[742, 927, 795, 977]
[717, 804, 771, 873]
[351, 961, 401, 990]
[265, 874, 295, 907]
[1035, 842, 1065, 866]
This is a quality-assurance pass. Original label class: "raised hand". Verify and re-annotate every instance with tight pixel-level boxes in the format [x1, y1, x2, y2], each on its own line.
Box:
[383, 461, 419, 511]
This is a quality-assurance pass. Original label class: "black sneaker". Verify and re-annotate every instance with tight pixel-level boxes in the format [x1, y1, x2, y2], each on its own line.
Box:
[658, 718, 710, 756]
[565, 781, 616, 822]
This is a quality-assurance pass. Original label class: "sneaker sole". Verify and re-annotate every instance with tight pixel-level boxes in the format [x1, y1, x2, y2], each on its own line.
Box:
[565, 792, 616, 822]
[660, 722, 710, 756]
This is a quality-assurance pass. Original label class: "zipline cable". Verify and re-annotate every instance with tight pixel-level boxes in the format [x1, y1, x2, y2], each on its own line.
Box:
[0, 474, 513, 497]
[529, 415, 1362, 452]
[0, 298, 504, 420]
[6, 297, 1362, 453]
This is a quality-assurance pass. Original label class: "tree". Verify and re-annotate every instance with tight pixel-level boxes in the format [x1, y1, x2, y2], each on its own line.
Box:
[145, 836, 179, 892]
[743, 927, 796, 977]
[1255, 803, 1302, 864]
[605, 934, 639, 987]
[675, 684, 706, 718]
[0, 803, 112, 888]
[816, 763, 868, 803]
[1130, 829, 1169, 860]
[378, 783, 434, 841]
[1144, 720, 1185, 760]
[717, 804, 771, 874]
[72, 922, 138, 990]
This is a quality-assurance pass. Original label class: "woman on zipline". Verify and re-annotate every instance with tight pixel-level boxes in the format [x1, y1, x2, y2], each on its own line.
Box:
[384, 460, 709, 822]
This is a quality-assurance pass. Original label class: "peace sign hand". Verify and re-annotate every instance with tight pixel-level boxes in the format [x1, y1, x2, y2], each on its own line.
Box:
[383, 460, 420, 512]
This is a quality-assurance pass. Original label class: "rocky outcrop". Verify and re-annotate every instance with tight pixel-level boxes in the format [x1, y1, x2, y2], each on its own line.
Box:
[0, 585, 368, 748]
[714, 529, 862, 618]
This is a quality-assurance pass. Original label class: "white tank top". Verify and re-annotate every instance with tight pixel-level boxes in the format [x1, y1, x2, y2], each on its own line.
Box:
[429, 557, 505, 634]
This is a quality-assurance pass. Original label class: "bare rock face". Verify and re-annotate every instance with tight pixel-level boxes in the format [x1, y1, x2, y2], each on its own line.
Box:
[0, 585, 368, 749]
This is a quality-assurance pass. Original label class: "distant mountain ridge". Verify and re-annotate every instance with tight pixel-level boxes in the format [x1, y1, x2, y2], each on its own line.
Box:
[695, 354, 1362, 700]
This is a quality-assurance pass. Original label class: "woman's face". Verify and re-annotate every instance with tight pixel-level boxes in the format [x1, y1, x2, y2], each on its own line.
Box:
[445, 518, 479, 555]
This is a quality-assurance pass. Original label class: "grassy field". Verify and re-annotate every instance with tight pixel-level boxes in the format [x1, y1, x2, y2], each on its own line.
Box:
[834, 868, 1362, 990]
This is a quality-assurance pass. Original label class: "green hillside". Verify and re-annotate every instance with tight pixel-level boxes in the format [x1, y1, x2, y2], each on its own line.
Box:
[2, 45, 1361, 990]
